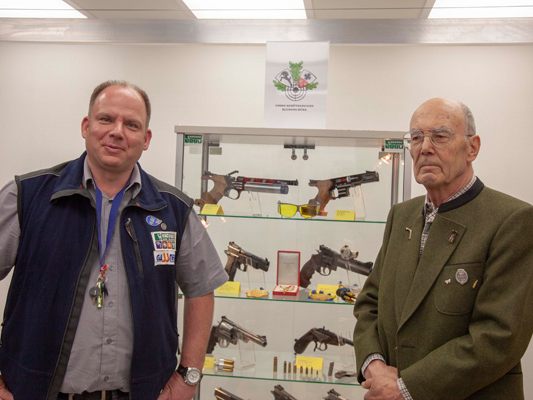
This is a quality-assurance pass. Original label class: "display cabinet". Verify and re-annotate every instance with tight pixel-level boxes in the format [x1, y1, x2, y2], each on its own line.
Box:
[174, 126, 410, 400]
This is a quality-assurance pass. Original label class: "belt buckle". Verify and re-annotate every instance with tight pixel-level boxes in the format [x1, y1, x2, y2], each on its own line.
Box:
[67, 391, 107, 400]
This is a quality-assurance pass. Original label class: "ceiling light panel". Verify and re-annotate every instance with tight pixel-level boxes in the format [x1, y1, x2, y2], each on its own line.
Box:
[0, 0, 86, 18]
[183, 0, 306, 19]
[430, 0, 533, 18]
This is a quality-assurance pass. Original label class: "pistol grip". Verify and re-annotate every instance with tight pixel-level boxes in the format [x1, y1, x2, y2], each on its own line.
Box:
[201, 189, 223, 205]
[299, 266, 314, 288]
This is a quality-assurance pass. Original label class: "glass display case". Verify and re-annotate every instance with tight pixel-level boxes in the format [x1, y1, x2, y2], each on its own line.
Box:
[175, 126, 410, 400]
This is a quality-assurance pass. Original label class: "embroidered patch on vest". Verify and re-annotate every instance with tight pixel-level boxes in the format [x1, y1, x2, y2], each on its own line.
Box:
[151, 231, 177, 250]
[154, 250, 176, 266]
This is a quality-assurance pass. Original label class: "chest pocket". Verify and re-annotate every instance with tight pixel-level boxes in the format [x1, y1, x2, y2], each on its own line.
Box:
[434, 263, 484, 315]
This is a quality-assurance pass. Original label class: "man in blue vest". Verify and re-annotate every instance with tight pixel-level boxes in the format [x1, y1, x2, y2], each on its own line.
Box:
[354, 98, 533, 399]
[0, 80, 228, 399]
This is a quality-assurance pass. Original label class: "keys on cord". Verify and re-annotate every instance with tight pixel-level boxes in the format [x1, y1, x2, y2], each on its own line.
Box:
[89, 264, 109, 309]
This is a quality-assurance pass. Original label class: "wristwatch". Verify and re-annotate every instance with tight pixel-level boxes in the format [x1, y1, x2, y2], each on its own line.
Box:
[176, 364, 202, 386]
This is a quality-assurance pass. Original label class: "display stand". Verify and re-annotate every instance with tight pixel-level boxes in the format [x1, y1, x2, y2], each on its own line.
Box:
[237, 340, 258, 368]
[351, 185, 367, 220]
[245, 268, 267, 294]
[176, 125, 410, 399]
[273, 251, 300, 296]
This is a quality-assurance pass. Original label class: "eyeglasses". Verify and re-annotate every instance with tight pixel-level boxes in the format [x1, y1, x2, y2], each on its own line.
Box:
[277, 201, 320, 219]
[405, 128, 474, 149]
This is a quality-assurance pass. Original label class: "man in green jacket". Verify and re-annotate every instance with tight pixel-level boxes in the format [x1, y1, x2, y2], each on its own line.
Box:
[354, 98, 533, 400]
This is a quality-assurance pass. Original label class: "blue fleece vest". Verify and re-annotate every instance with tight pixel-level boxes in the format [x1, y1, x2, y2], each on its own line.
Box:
[0, 154, 192, 400]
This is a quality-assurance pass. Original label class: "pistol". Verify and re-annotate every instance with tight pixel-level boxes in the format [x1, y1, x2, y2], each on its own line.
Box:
[323, 389, 350, 400]
[195, 170, 298, 207]
[225, 241, 269, 281]
[271, 385, 298, 400]
[206, 315, 267, 354]
[293, 326, 353, 354]
[300, 244, 373, 288]
[308, 170, 379, 213]
[215, 387, 246, 400]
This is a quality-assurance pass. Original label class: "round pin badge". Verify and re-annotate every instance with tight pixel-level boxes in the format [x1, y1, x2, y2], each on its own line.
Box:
[455, 268, 469, 285]
[161, 223, 167, 230]
[146, 215, 162, 227]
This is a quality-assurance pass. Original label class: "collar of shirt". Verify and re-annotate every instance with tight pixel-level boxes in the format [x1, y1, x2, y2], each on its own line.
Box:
[423, 176, 477, 222]
[82, 159, 142, 199]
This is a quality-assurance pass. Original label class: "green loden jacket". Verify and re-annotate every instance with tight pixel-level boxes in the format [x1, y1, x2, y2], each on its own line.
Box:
[354, 180, 533, 400]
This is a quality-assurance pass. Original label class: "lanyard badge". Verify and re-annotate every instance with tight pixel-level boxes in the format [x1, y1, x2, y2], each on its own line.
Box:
[89, 185, 126, 309]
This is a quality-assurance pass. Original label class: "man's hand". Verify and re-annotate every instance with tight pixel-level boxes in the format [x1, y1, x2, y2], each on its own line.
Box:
[0, 376, 14, 400]
[362, 360, 402, 400]
[157, 371, 197, 400]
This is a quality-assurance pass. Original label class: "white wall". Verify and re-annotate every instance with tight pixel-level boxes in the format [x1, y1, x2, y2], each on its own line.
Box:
[0, 42, 532, 398]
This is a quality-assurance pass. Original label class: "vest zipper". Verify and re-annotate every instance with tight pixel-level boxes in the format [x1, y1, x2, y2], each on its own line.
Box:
[125, 217, 144, 277]
[46, 222, 98, 400]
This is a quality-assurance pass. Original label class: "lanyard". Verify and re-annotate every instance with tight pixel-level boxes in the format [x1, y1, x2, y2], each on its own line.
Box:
[95, 185, 127, 266]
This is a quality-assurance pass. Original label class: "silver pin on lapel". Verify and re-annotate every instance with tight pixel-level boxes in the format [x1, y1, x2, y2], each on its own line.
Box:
[405, 227, 412, 240]
[448, 230, 458, 243]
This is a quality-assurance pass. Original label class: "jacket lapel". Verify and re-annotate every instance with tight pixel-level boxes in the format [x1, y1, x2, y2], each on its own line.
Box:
[392, 211, 424, 321]
[398, 215, 466, 330]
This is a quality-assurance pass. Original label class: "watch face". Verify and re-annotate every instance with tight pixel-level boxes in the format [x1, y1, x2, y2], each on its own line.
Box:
[186, 367, 202, 384]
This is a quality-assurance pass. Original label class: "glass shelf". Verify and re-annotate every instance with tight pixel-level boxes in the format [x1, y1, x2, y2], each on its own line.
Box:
[199, 213, 386, 224]
[214, 290, 355, 307]
[203, 370, 359, 386]
[202, 351, 359, 387]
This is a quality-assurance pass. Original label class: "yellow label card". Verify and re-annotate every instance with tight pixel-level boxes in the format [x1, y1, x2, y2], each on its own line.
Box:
[335, 209, 355, 221]
[201, 204, 224, 215]
[215, 281, 241, 296]
[203, 355, 215, 370]
[295, 355, 323, 372]
[316, 284, 338, 299]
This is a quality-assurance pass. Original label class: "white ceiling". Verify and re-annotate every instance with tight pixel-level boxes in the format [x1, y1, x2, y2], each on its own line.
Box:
[2, 0, 532, 45]
[63, 0, 436, 20]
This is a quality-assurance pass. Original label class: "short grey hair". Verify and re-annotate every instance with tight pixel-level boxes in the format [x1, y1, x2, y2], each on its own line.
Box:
[88, 80, 151, 127]
[460, 103, 476, 136]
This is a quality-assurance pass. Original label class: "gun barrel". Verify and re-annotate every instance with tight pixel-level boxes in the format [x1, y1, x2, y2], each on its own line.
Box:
[346, 259, 373, 276]
[243, 182, 289, 194]
[316, 327, 353, 347]
[318, 245, 372, 276]
[295, 327, 353, 354]
[215, 387, 246, 400]
[244, 177, 298, 186]
[226, 242, 270, 273]
[220, 316, 268, 348]
[244, 252, 270, 272]
[333, 171, 379, 184]
[271, 385, 298, 400]
[324, 389, 349, 400]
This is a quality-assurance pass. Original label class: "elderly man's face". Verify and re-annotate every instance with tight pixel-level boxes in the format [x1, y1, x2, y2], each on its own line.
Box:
[409, 99, 478, 198]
